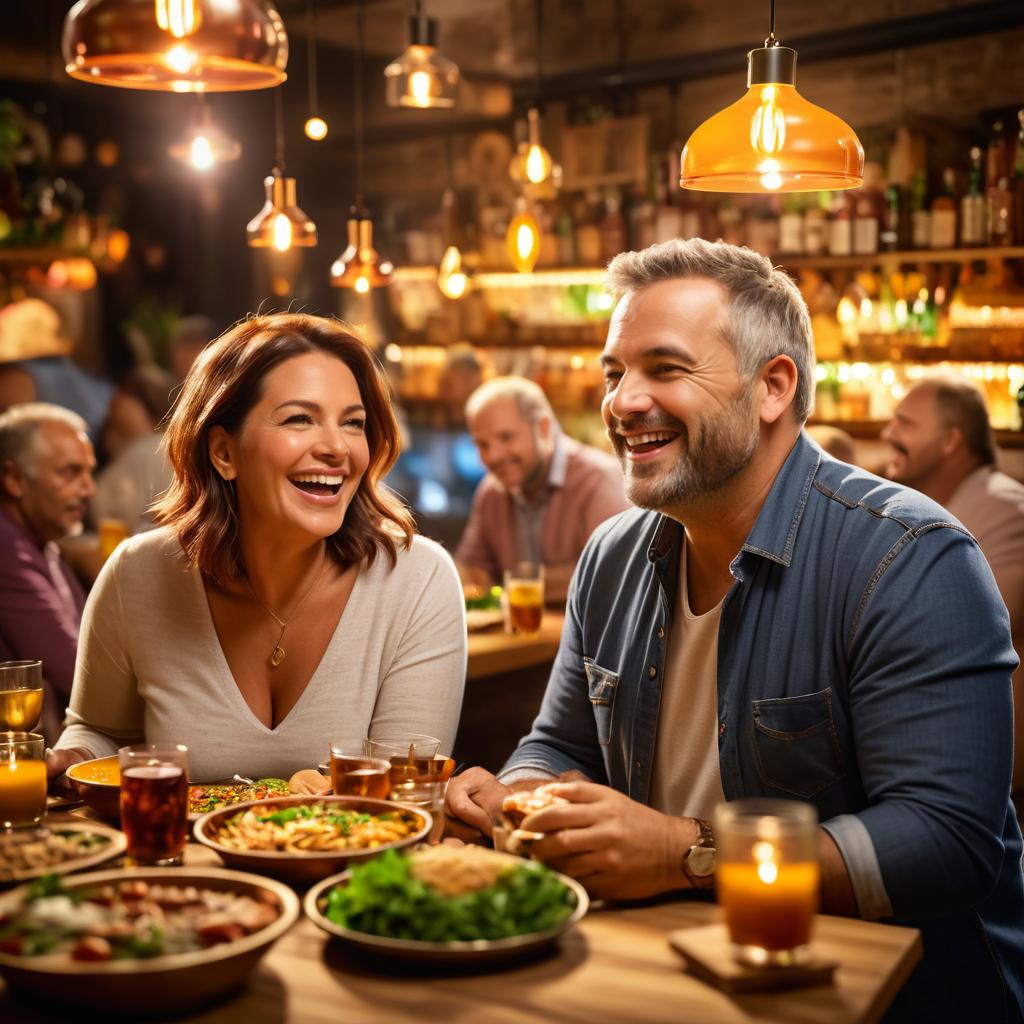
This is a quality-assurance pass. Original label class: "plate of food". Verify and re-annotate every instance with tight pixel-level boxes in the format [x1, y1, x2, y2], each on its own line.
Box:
[193, 795, 431, 883]
[0, 823, 126, 886]
[66, 755, 291, 823]
[304, 845, 588, 966]
[0, 867, 299, 1014]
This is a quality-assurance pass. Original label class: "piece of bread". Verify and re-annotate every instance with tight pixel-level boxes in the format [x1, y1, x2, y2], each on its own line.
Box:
[501, 783, 568, 830]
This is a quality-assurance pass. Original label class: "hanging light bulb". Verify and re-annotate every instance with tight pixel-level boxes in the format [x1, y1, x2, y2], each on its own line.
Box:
[302, 0, 329, 139]
[680, 10, 863, 193]
[384, 3, 459, 109]
[510, 107, 554, 185]
[506, 198, 540, 274]
[62, 0, 288, 93]
[47, 258, 98, 291]
[247, 171, 317, 252]
[330, 208, 394, 291]
[304, 116, 328, 141]
[168, 100, 241, 170]
[438, 245, 470, 299]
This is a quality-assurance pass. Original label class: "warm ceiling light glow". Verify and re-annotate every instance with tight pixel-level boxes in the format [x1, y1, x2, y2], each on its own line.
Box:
[330, 211, 394, 291]
[106, 228, 131, 263]
[169, 103, 241, 170]
[354, 275, 370, 294]
[681, 39, 863, 192]
[511, 108, 553, 185]
[190, 134, 214, 169]
[47, 258, 98, 291]
[304, 116, 328, 141]
[437, 245, 470, 299]
[247, 172, 317, 250]
[384, 15, 459, 110]
[506, 201, 540, 273]
[62, 0, 288, 93]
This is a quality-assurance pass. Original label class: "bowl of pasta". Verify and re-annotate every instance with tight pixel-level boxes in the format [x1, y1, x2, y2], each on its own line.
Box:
[193, 795, 431, 882]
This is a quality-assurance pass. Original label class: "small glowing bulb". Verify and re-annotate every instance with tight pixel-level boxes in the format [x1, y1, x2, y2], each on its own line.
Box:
[165, 45, 197, 74]
[757, 158, 783, 191]
[517, 224, 536, 260]
[304, 116, 328, 141]
[836, 298, 857, 325]
[156, 0, 200, 38]
[409, 71, 434, 108]
[438, 246, 470, 300]
[190, 134, 214, 170]
[272, 213, 292, 252]
[525, 144, 552, 184]
[750, 85, 786, 155]
[354, 274, 370, 294]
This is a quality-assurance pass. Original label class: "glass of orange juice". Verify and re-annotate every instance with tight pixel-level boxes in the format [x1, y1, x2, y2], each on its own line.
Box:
[502, 562, 545, 635]
[0, 733, 47, 830]
[0, 661, 44, 733]
[99, 518, 130, 561]
[714, 799, 820, 967]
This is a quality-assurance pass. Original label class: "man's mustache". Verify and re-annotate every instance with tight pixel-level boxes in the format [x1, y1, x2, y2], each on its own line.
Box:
[609, 414, 686, 435]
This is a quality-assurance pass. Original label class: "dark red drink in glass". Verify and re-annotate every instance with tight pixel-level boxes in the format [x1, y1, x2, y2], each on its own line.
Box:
[120, 765, 188, 864]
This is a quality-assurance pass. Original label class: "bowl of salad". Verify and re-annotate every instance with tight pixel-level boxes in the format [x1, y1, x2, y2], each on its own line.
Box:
[304, 845, 588, 965]
[0, 868, 299, 1014]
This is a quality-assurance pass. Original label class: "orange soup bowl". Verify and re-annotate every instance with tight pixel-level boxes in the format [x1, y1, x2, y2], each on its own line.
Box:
[65, 755, 121, 823]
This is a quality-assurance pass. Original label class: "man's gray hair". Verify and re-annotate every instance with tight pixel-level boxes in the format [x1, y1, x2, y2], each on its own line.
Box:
[607, 238, 816, 422]
[0, 402, 89, 467]
[911, 375, 996, 467]
[465, 376, 555, 426]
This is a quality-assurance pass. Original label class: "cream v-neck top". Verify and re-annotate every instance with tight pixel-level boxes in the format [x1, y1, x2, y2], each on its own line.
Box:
[55, 527, 467, 782]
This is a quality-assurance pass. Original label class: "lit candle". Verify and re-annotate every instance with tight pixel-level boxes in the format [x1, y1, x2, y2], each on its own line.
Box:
[0, 733, 47, 829]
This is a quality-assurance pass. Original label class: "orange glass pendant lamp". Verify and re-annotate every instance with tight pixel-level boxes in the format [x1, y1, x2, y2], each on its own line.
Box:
[681, 4, 863, 193]
[330, 209, 394, 292]
[247, 172, 317, 252]
[62, 0, 288, 92]
[506, 198, 540, 274]
[384, 2, 459, 109]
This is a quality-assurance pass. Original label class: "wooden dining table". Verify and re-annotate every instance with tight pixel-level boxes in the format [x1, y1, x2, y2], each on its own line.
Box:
[1, 816, 922, 1024]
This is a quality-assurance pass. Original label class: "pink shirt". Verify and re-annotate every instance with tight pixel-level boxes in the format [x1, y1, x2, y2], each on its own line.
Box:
[455, 435, 630, 583]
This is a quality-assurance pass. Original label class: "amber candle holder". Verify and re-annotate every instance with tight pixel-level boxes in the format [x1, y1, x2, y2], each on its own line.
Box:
[713, 799, 820, 967]
[0, 733, 47, 829]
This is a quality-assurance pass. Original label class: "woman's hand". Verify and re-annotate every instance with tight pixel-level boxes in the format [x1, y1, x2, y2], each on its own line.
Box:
[46, 747, 93, 781]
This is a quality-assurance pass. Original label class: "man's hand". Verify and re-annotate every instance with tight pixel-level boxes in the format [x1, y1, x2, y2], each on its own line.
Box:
[444, 767, 511, 841]
[520, 781, 697, 900]
[46, 747, 92, 782]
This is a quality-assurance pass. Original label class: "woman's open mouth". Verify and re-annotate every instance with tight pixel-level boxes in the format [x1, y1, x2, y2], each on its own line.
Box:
[289, 473, 343, 497]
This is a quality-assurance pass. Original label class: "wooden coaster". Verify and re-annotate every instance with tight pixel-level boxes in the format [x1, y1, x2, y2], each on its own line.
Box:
[668, 924, 839, 994]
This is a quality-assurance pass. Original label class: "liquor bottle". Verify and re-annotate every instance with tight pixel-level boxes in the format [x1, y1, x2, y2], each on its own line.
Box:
[988, 175, 1014, 246]
[986, 119, 1011, 191]
[853, 164, 884, 255]
[803, 192, 829, 255]
[628, 167, 657, 252]
[879, 185, 901, 252]
[929, 168, 958, 249]
[960, 147, 987, 246]
[910, 171, 930, 249]
[600, 189, 628, 262]
[555, 201, 576, 265]
[828, 192, 853, 256]
[1014, 108, 1024, 247]
[574, 191, 602, 265]
[778, 194, 804, 254]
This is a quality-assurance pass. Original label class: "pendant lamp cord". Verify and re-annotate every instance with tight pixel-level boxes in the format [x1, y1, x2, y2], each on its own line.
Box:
[306, 0, 319, 118]
[274, 85, 285, 174]
[766, 0, 777, 45]
[355, 0, 365, 208]
[534, 0, 543, 106]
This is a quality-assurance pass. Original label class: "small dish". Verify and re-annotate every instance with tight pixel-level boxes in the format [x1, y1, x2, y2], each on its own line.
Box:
[65, 754, 121, 823]
[0, 822, 126, 886]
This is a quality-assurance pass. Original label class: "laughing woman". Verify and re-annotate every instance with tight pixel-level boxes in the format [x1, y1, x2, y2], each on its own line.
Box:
[49, 314, 466, 782]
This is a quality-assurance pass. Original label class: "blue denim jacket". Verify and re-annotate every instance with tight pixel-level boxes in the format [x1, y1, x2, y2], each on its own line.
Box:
[503, 433, 1024, 1022]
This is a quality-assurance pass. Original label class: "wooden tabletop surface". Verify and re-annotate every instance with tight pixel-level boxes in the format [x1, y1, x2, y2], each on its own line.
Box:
[467, 613, 564, 681]
[1, 831, 921, 1024]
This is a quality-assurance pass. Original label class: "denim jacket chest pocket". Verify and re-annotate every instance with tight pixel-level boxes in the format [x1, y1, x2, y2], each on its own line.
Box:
[750, 688, 846, 799]
[584, 657, 620, 747]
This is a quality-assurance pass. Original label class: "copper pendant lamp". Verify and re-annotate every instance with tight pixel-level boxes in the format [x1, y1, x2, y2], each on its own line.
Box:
[247, 89, 316, 251]
[680, 0, 863, 193]
[62, 0, 288, 93]
[384, 1, 459, 109]
[331, 0, 394, 291]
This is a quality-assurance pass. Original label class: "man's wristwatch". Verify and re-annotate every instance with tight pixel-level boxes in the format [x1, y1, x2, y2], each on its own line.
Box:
[682, 818, 716, 887]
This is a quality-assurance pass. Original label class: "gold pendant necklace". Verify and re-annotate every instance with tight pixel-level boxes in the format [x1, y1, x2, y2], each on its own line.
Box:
[243, 552, 329, 669]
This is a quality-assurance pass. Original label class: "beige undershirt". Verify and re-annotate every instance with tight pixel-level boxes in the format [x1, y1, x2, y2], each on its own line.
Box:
[648, 544, 727, 819]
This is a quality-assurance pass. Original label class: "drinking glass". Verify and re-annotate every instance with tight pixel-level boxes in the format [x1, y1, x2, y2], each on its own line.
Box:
[98, 517, 130, 561]
[118, 743, 189, 866]
[0, 661, 44, 733]
[388, 776, 446, 843]
[0, 733, 47, 829]
[502, 563, 545, 635]
[365, 734, 442, 783]
[328, 740, 391, 799]
[714, 798, 820, 967]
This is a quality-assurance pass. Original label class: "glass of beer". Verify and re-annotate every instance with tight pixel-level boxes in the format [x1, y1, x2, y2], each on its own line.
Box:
[714, 799, 820, 967]
[118, 743, 189, 866]
[365, 734, 442, 783]
[0, 661, 44, 733]
[502, 563, 545, 635]
[328, 741, 391, 799]
[98, 517, 130, 561]
[0, 733, 47, 830]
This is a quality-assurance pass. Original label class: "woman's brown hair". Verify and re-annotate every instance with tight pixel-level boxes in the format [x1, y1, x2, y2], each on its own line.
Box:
[152, 313, 414, 584]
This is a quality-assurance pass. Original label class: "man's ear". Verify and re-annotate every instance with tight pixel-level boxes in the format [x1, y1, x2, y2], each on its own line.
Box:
[941, 426, 964, 457]
[207, 426, 237, 480]
[757, 355, 800, 425]
[0, 457, 26, 500]
[536, 414, 553, 443]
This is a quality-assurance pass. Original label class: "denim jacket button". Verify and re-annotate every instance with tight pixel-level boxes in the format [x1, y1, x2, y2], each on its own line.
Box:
[649, 665, 657, 678]
[657, 626, 665, 639]
[719, 722, 726, 736]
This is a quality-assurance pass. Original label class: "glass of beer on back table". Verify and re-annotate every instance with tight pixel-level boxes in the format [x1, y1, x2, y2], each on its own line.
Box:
[119, 744, 189, 866]
[0, 661, 44, 733]
[329, 740, 391, 799]
[503, 563, 544, 635]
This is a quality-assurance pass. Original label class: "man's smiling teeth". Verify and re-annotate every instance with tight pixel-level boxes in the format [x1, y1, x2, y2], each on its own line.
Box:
[291, 473, 340, 485]
[625, 432, 677, 448]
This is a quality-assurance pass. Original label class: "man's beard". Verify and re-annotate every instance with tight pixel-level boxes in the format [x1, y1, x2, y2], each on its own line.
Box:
[610, 384, 760, 510]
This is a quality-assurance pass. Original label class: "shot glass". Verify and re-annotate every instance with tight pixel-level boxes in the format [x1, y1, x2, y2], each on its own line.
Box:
[714, 798, 820, 967]
[329, 740, 391, 799]
[502, 563, 544, 635]
[388, 776, 446, 843]
[0, 733, 47, 830]
[0, 661, 44, 733]
[118, 743, 189, 866]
